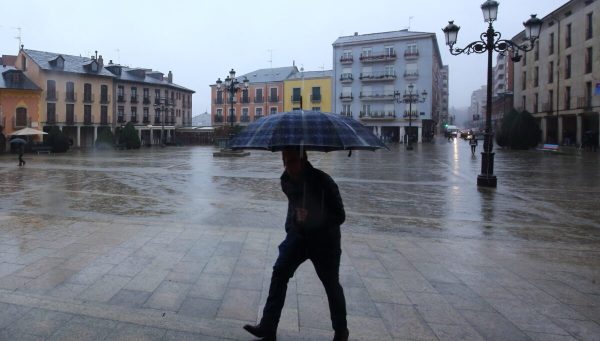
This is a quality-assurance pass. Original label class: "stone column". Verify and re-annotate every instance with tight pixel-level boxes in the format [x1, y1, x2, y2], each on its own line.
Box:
[541, 117, 547, 143]
[76, 126, 81, 147]
[93, 126, 98, 145]
[557, 116, 563, 145]
[417, 126, 422, 143]
[576, 114, 582, 146]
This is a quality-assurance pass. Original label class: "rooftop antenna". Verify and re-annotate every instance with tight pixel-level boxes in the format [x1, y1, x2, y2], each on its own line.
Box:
[407, 16, 414, 30]
[115, 48, 121, 64]
[13, 27, 22, 50]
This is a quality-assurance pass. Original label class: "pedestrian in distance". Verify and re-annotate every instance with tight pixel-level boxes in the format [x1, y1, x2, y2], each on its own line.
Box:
[18, 144, 26, 166]
[470, 135, 478, 156]
[244, 148, 349, 341]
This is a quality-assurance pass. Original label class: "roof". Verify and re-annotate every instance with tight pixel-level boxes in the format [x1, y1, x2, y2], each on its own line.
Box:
[23, 49, 115, 77]
[1, 55, 17, 66]
[238, 66, 299, 84]
[286, 70, 332, 80]
[109, 66, 195, 93]
[0, 66, 41, 91]
[333, 30, 434, 46]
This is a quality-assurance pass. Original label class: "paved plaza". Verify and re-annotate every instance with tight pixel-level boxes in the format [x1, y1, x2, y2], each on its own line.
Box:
[0, 141, 599, 340]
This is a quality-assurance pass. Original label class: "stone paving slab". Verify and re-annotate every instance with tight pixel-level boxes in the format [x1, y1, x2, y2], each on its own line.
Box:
[0, 145, 599, 340]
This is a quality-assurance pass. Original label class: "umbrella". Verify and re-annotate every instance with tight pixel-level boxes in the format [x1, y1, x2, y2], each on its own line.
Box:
[230, 110, 387, 152]
[9, 138, 27, 144]
[10, 127, 48, 136]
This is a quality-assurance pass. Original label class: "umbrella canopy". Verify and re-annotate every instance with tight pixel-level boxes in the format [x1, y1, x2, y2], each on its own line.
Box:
[230, 110, 387, 152]
[10, 127, 48, 136]
[9, 138, 27, 144]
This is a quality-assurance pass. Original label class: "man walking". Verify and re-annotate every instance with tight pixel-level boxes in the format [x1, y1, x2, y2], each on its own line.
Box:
[18, 144, 26, 166]
[244, 148, 349, 341]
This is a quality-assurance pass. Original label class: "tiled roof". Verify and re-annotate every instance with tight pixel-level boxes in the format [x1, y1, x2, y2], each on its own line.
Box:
[333, 30, 433, 45]
[110, 66, 194, 93]
[24, 49, 115, 77]
[286, 70, 332, 80]
[0, 66, 41, 90]
[238, 66, 299, 84]
[1, 55, 17, 66]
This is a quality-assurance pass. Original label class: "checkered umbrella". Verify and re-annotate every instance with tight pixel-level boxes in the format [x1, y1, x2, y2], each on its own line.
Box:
[230, 110, 387, 152]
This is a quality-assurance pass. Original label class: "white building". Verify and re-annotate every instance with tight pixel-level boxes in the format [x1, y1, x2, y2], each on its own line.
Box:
[332, 30, 446, 143]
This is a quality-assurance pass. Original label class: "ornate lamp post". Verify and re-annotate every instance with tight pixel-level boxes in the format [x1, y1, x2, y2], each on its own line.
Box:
[154, 97, 173, 147]
[394, 83, 427, 150]
[216, 69, 249, 132]
[442, 0, 542, 187]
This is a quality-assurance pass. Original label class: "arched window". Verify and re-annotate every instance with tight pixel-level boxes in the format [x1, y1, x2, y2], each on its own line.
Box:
[15, 108, 27, 127]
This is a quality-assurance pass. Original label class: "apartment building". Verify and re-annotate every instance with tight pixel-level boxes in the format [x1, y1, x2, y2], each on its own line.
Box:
[514, 0, 599, 146]
[0, 65, 42, 138]
[469, 85, 486, 130]
[283, 70, 332, 112]
[439, 65, 450, 133]
[105, 63, 194, 146]
[211, 66, 296, 126]
[332, 30, 446, 143]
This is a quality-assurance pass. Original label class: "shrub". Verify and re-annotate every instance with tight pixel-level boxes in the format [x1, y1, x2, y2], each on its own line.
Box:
[496, 109, 540, 149]
[46, 126, 70, 153]
[118, 122, 141, 149]
[95, 128, 115, 149]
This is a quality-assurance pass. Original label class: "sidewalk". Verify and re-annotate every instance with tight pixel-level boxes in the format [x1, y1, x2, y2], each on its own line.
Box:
[0, 144, 599, 340]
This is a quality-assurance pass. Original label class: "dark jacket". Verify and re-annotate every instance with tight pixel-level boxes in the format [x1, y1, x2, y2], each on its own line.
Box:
[281, 161, 345, 240]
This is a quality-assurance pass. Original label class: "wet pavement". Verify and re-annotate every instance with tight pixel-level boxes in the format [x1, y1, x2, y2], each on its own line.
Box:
[0, 140, 599, 340]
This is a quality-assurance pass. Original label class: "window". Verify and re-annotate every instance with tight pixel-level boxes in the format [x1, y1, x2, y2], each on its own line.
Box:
[155, 89, 161, 102]
[585, 47, 593, 73]
[534, 67, 539, 87]
[91, 62, 98, 72]
[47, 80, 56, 100]
[534, 93, 538, 113]
[118, 85, 125, 101]
[131, 87, 138, 101]
[66, 82, 75, 101]
[361, 47, 372, 57]
[384, 45, 395, 56]
[342, 104, 351, 116]
[548, 61, 554, 83]
[586, 12, 593, 39]
[216, 90, 223, 104]
[384, 65, 395, 76]
[342, 86, 351, 97]
[565, 86, 571, 110]
[565, 55, 571, 79]
[66, 104, 75, 123]
[269, 88, 278, 102]
[101, 106, 108, 124]
[21, 55, 26, 70]
[342, 49, 352, 61]
[406, 43, 418, 55]
[311, 87, 321, 102]
[143, 88, 150, 102]
[522, 71, 527, 90]
[361, 66, 372, 78]
[585, 82, 593, 108]
[47, 103, 56, 123]
[361, 104, 371, 115]
[242, 108, 249, 116]
[131, 107, 137, 122]
[549, 32, 554, 55]
[270, 107, 277, 115]
[216, 108, 223, 117]
[101, 85, 108, 103]
[143, 107, 149, 122]
[15, 107, 27, 127]
[255, 107, 263, 117]
[292, 88, 301, 102]
[312, 107, 321, 111]
[534, 43, 539, 61]
[84, 83, 92, 102]
[405, 63, 418, 76]
[549, 90, 554, 111]
[84, 105, 92, 124]
[361, 85, 372, 96]
[566, 23, 572, 47]
[522, 50, 527, 66]
[255, 88, 263, 102]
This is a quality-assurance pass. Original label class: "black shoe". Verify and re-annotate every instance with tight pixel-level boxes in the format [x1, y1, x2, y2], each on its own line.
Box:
[333, 328, 349, 341]
[243, 324, 276, 340]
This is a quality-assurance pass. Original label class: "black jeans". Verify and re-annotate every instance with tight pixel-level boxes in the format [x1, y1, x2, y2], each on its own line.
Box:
[260, 231, 347, 332]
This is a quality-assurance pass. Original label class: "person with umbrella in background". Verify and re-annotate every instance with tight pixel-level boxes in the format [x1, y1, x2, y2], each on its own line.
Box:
[232, 111, 387, 341]
[244, 147, 349, 341]
[9, 138, 27, 166]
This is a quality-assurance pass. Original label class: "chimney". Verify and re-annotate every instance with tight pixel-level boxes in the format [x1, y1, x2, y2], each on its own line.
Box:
[167, 70, 173, 83]
[98, 55, 104, 67]
[109, 59, 113, 65]
[354, 32, 358, 36]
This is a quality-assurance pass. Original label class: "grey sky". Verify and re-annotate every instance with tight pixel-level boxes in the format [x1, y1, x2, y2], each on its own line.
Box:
[0, 0, 566, 115]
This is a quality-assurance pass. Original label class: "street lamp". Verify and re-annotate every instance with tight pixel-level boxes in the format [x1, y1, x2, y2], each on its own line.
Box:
[216, 69, 249, 133]
[442, 0, 542, 187]
[154, 97, 173, 147]
[394, 83, 427, 151]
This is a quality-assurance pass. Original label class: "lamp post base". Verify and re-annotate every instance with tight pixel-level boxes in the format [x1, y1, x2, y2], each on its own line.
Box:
[477, 174, 497, 187]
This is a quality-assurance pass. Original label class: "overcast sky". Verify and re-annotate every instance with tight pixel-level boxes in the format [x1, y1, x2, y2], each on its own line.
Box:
[1, 0, 566, 115]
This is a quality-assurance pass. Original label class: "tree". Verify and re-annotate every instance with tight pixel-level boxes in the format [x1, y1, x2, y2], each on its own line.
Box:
[95, 128, 115, 149]
[46, 126, 70, 153]
[496, 109, 540, 149]
[118, 122, 141, 149]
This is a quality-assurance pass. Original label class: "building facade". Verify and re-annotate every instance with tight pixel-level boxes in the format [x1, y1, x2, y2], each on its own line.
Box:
[211, 66, 297, 126]
[0, 65, 42, 140]
[469, 85, 486, 130]
[283, 70, 332, 112]
[513, 0, 599, 146]
[332, 30, 445, 143]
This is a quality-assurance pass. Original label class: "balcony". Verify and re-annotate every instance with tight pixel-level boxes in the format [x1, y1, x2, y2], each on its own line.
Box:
[214, 116, 224, 123]
[254, 115, 263, 121]
[130, 95, 139, 104]
[577, 96, 592, 110]
[83, 93, 94, 103]
[340, 73, 353, 83]
[46, 114, 56, 125]
[542, 102, 553, 112]
[359, 111, 396, 120]
[240, 96, 250, 104]
[100, 94, 111, 104]
[403, 71, 419, 80]
[340, 93, 353, 102]
[240, 115, 250, 123]
[340, 111, 352, 117]
[291, 95, 302, 103]
[130, 115, 138, 123]
[117, 94, 126, 103]
[143, 97, 151, 105]
[214, 98, 224, 105]
[359, 72, 397, 82]
[84, 114, 93, 125]
[340, 56, 353, 64]
[254, 96, 264, 103]
[154, 117, 161, 124]
[268, 95, 279, 103]
[404, 50, 419, 60]
[65, 92, 77, 102]
[46, 90, 58, 101]
[143, 117, 150, 123]
[66, 113, 75, 125]
[403, 110, 419, 118]
[359, 52, 397, 63]
[100, 115, 109, 125]
[117, 116, 125, 123]
[359, 92, 395, 101]
[311, 95, 321, 103]
[227, 116, 237, 123]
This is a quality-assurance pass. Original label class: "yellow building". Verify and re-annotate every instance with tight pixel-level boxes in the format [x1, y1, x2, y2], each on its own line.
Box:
[283, 70, 332, 112]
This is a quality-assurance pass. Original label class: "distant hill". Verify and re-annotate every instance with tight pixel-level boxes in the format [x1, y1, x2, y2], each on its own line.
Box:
[192, 113, 211, 126]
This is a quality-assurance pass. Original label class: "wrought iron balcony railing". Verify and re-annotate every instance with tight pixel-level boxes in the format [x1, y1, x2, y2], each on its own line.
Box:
[359, 52, 396, 63]
[65, 92, 77, 102]
[340, 56, 353, 64]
